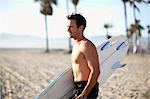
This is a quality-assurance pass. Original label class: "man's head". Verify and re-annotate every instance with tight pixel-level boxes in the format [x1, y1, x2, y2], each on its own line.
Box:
[67, 13, 86, 30]
[67, 14, 86, 39]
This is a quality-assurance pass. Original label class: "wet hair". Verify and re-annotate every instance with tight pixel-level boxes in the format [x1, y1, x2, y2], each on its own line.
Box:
[67, 13, 86, 30]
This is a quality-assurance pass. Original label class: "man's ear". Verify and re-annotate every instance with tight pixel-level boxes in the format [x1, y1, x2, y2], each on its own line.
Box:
[79, 25, 84, 31]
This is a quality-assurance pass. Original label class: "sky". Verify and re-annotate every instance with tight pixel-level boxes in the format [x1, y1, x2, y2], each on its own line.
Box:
[0, 0, 150, 39]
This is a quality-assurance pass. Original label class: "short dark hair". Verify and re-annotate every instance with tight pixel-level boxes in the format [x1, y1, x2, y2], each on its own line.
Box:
[67, 13, 86, 30]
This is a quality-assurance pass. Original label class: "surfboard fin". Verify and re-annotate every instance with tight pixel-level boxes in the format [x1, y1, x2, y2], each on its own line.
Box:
[111, 62, 126, 69]
[116, 41, 127, 50]
[101, 41, 110, 51]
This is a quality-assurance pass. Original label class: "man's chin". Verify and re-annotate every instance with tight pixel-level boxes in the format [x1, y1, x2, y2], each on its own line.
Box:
[69, 35, 73, 38]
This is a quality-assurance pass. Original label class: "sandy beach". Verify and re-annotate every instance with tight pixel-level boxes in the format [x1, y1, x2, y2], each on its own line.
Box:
[0, 48, 150, 99]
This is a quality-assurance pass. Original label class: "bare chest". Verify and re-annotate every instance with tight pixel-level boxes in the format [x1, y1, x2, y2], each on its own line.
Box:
[71, 46, 84, 64]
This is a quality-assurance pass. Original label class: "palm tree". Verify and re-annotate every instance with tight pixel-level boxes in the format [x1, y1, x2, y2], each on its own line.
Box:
[66, 0, 79, 53]
[121, 0, 149, 36]
[128, 0, 149, 22]
[34, 0, 57, 52]
[66, 0, 70, 15]
[128, 0, 140, 22]
[71, 0, 79, 13]
[122, 0, 129, 37]
[104, 23, 113, 39]
[135, 20, 145, 52]
[128, 0, 149, 53]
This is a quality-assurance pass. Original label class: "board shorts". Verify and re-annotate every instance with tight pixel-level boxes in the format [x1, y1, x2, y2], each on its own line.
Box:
[69, 81, 99, 99]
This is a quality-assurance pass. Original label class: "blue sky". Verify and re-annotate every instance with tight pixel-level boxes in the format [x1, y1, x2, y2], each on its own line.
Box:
[0, 0, 150, 38]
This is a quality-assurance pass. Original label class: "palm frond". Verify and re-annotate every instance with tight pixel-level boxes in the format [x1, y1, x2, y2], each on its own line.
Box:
[134, 4, 140, 12]
[72, 0, 79, 6]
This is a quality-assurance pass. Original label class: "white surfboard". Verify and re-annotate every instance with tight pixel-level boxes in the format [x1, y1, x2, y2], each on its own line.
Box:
[35, 35, 129, 99]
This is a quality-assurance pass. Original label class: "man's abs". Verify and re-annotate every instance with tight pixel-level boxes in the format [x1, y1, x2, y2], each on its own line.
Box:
[72, 64, 90, 81]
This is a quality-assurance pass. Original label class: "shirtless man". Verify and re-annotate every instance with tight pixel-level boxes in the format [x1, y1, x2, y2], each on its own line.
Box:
[67, 14, 100, 99]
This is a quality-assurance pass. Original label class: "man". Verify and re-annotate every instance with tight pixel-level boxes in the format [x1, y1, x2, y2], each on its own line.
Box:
[67, 13, 100, 99]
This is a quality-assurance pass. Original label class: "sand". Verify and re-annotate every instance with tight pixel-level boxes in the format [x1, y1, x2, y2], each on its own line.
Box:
[100, 53, 150, 99]
[0, 48, 150, 99]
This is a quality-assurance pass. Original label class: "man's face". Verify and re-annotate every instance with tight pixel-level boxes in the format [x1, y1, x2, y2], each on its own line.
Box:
[67, 19, 79, 39]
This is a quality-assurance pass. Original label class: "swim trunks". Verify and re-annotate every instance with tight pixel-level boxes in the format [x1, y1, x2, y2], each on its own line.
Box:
[69, 81, 99, 99]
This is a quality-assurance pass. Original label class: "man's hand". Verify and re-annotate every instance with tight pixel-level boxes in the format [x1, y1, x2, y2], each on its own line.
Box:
[76, 93, 87, 99]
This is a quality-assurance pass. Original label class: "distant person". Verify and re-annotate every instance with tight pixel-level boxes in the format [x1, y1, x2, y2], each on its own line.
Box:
[67, 13, 100, 99]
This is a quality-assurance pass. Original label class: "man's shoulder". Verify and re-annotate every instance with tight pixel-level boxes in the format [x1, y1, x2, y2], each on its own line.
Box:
[80, 39, 96, 50]
[84, 39, 95, 47]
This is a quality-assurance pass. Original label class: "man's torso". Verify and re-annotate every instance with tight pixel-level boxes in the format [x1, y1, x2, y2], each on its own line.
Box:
[71, 40, 90, 82]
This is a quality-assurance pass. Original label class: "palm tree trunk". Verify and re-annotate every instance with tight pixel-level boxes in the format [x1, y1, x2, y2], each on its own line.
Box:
[106, 29, 109, 39]
[147, 26, 150, 51]
[45, 15, 49, 52]
[74, 6, 77, 13]
[148, 32, 150, 51]
[66, 0, 72, 53]
[133, 6, 137, 22]
[123, 2, 128, 36]
[66, 0, 69, 14]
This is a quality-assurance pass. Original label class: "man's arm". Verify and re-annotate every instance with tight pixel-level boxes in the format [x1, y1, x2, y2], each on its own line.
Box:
[77, 41, 100, 98]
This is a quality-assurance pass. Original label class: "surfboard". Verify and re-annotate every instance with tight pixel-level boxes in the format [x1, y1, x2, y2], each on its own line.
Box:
[35, 35, 129, 99]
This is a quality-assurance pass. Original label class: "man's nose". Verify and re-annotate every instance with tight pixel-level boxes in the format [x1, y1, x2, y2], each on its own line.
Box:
[68, 28, 70, 32]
